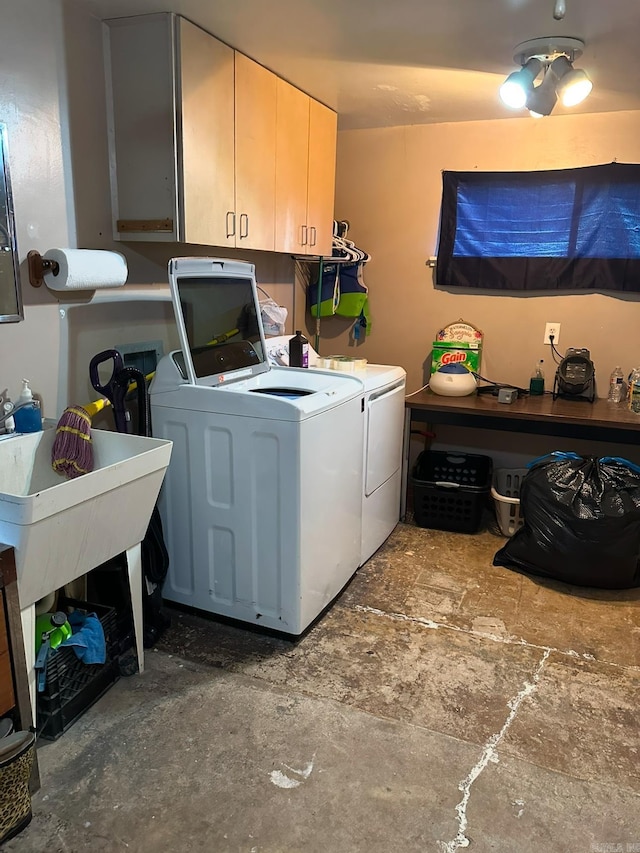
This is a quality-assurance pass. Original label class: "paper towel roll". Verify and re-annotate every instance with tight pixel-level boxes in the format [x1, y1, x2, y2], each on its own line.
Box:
[43, 248, 128, 291]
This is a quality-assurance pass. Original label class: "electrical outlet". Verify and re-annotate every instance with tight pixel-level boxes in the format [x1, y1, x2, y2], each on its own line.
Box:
[543, 322, 561, 346]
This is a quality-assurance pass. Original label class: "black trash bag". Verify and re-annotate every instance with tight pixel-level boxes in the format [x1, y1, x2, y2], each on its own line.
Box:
[493, 452, 640, 589]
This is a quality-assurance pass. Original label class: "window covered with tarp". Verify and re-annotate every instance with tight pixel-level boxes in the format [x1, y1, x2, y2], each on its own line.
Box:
[435, 163, 640, 292]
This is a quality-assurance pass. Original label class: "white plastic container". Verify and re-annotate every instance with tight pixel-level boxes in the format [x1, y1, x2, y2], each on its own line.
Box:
[491, 468, 528, 536]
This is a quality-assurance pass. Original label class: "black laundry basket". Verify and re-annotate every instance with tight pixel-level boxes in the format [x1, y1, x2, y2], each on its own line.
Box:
[411, 450, 492, 533]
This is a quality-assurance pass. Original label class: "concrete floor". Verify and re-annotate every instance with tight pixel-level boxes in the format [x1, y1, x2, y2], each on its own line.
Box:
[7, 521, 640, 852]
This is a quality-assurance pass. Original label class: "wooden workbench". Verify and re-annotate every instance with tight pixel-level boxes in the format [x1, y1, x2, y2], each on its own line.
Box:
[402, 390, 640, 517]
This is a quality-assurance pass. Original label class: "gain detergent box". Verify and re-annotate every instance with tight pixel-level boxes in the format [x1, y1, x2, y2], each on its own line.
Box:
[430, 320, 483, 376]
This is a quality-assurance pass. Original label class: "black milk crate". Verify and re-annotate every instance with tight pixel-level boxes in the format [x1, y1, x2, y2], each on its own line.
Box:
[37, 597, 121, 741]
[411, 450, 493, 533]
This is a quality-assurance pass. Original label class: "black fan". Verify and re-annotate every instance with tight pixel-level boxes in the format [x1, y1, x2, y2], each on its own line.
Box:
[553, 348, 596, 402]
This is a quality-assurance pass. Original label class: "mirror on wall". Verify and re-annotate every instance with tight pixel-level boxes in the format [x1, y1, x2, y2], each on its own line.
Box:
[0, 123, 23, 322]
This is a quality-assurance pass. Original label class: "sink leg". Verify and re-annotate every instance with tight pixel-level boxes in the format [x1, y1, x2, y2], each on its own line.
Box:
[125, 542, 144, 674]
[19, 604, 37, 727]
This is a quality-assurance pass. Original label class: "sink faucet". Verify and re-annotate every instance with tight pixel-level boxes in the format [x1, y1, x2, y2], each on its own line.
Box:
[0, 400, 39, 428]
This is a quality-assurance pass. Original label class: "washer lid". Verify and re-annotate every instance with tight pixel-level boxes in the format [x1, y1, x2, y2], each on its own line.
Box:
[167, 257, 271, 387]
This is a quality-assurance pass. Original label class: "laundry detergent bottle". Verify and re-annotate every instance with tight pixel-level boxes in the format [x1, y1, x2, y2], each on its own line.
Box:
[13, 379, 42, 433]
[289, 331, 309, 368]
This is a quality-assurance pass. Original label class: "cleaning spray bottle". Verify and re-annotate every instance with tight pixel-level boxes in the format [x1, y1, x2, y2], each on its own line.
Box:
[289, 330, 309, 368]
[13, 379, 42, 433]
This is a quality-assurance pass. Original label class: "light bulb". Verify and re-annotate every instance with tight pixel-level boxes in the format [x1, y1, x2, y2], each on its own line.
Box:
[549, 56, 593, 108]
[499, 58, 543, 110]
[558, 71, 593, 106]
[500, 78, 528, 109]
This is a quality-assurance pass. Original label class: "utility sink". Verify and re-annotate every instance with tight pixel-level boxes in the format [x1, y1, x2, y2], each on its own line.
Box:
[0, 426, 172, 723]
[0, 427, 172, 609]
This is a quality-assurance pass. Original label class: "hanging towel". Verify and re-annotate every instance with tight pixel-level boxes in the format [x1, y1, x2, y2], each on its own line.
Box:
[308, 263, 340, 318]
[61, 610, 107, 664]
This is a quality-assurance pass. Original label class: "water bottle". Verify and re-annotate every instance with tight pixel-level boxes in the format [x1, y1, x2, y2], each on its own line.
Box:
[607, 366, 625, 403]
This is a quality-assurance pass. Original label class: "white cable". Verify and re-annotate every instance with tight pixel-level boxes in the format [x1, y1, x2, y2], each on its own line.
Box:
[405, 382, 430, 398]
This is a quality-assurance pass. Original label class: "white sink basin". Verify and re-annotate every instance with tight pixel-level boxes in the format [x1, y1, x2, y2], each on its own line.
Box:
[0, 427, 172, 608]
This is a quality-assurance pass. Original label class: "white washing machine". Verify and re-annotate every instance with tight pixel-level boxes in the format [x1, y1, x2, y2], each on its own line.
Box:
[149, 259, 365, 635]
[264, 337, 406, 565]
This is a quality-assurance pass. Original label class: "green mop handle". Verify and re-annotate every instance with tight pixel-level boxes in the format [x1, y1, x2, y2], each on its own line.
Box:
[314, 256, 323, 352]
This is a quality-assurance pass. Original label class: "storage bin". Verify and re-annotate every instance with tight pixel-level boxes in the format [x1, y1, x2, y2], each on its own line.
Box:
[0, 731, 36, 844]
[36, 597, 121, 741]
[491, 468, 528, 537]
[411, 450, 492, 533]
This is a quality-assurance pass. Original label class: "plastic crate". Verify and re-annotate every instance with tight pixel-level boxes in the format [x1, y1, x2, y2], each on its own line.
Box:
[411, 450, 493, 533]
[36, 597, 121, 741]
[491, 468, 528, 537]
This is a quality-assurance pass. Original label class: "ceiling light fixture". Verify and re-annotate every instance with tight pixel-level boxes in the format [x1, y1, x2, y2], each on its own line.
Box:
[499, 37, 592, 117]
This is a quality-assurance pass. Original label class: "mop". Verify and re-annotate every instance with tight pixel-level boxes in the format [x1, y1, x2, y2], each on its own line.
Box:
[51, 405, 95, 479]
[51, 397, 116, 479]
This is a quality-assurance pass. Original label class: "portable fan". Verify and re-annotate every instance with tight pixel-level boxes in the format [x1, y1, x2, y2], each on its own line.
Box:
[553, 347, 596, 402]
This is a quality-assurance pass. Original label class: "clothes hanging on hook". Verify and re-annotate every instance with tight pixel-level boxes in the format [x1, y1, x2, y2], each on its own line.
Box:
[308, 262, 340, 318]
[336, 261, 371, 337]
[308, 223, 372, 334]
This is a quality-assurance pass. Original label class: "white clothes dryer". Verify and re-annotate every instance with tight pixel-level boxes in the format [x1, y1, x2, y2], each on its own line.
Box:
[150, 259, 365, 635]
[264, 337, 406, 565]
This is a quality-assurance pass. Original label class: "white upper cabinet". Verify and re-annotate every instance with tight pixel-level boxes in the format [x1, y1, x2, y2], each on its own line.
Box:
[104, 12, 336, 254]
[179, 17, 235, 248]
[234, 52, 277, 252]
[307, 99, 338, 257]
[274, 79, 337, 257]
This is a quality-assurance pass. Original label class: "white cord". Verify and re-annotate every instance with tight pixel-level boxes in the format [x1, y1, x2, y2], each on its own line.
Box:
[405, 382, 430, 398]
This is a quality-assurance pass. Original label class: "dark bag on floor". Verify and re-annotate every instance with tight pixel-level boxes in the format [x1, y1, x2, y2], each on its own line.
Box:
[493, 452, 640, 589]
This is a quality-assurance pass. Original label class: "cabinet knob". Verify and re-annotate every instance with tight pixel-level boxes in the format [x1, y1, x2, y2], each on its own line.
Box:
[309, 226, 317, 247]
[226, 211, 236, 238]
[301, 225, 308, 246]
[239, 213, 249, 239]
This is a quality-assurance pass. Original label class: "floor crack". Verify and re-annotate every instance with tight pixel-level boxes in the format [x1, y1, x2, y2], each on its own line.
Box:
[353, 604, 639, 671]
[438, 648, 551, 851]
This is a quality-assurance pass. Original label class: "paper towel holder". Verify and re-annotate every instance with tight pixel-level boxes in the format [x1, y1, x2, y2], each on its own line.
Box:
[27, 250, 60, 288]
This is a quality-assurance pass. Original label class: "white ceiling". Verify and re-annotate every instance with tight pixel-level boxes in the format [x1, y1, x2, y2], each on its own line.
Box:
[87, 0, 640, 129]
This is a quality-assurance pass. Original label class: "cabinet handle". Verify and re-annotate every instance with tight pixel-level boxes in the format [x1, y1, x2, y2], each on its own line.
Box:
[301, 225, 308, 246]
[226, 211, 236, 238]
[239, 213, 249, 239]
[309, 226, 317, 247]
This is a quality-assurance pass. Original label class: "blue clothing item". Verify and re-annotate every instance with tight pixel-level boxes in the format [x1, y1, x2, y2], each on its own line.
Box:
[308, 263, 339, 318]
[60, 611, 106, 664]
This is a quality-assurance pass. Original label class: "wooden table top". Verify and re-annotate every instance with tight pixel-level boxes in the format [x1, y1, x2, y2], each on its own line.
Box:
[405, 390, 640, 433]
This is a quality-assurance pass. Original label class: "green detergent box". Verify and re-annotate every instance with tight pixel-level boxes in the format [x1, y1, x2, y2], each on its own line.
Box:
[430, 340, 482, 375]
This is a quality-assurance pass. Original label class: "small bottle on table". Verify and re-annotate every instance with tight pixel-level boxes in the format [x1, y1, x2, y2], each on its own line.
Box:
[529, 360, 545, 396]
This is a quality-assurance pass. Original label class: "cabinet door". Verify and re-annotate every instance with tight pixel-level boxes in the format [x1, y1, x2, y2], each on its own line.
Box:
[178, 18, 235, 247]
[235, 53, 277, 252]
[274, 79, 310, 254]
[105, 13, 179, 241]
[306, 99, 337, 256]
